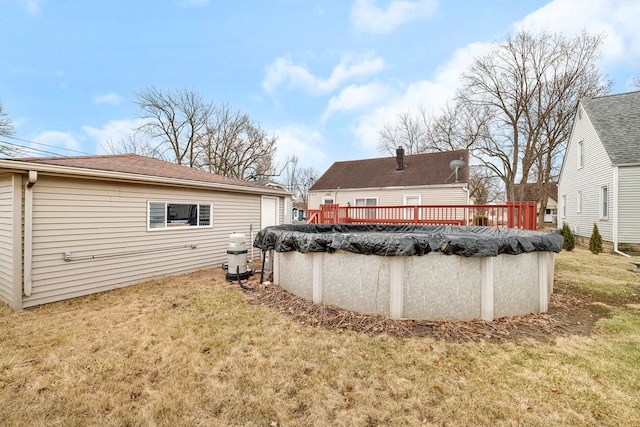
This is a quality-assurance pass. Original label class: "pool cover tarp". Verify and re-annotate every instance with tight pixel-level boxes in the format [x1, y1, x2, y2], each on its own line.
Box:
[253, 224, 563, 258]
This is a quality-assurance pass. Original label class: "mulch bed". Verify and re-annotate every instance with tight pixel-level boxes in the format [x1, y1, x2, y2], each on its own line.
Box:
[239, 276, 604, 343]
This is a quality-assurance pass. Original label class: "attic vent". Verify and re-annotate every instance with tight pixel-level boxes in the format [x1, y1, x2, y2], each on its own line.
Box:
[578, 106, 583, 120]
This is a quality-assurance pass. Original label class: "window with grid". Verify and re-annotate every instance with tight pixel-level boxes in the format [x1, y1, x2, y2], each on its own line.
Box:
[148, 202, 212, 230]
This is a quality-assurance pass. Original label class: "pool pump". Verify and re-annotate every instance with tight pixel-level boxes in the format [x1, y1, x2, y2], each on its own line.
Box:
[223, 232, 251, 281]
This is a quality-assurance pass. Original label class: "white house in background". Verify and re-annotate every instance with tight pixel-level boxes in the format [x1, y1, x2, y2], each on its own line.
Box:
[307, 147, 470, 209]
[558, 90, 640, 254]
[0, 154, 290, 309]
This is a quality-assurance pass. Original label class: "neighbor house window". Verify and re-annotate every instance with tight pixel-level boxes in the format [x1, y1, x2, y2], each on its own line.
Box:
[577, 191, 582, 213]
[355, 197, 377, 219]
[321, 197, 334, 205]
[601, 186, 608, 219]
[577, 140, 584, 168]
[561, 194, 566, 218]
[148, 202, 212, 230]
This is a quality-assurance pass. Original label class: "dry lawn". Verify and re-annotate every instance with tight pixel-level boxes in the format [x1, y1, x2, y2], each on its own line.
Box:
[1, 246, 640, 426]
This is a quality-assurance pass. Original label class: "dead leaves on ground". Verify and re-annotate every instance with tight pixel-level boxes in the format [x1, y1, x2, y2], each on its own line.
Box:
[242, 281, 589, 342]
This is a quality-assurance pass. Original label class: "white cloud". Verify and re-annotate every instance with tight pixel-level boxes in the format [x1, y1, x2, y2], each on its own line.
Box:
[352, 42, 491, 153]
[322, 82, 394, 121]
[263, 52, 387, 95]
[31, 130, 82, 152]
[348, 0, 640, 157]
[93, 92, 124, 105]
[82, 118, 145, 153]
[271, 125, 328, 171]
[514, 0, 640, 68]
[351, 0, 438, 34]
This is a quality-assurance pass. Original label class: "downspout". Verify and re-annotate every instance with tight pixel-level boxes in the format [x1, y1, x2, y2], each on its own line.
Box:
[24, 170, 37, 296]
[463, 185, 471, 225]
[612, 166, 630, 257]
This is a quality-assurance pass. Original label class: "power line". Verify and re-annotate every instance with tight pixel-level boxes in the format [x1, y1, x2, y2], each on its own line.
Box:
[0, 139, 66, 157]
[2, 134, 94, 156]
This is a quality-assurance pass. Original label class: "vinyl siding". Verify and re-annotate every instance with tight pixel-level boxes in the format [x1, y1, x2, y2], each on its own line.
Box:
[0, 174, 17, 307]
[558, 109, 614, 241]
[618, 166, 640, 243]
[308, 185, 468, 210]
[23, 175, 266, 307]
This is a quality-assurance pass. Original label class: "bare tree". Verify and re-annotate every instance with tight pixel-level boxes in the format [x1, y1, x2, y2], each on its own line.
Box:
[134, 87, 213, 167]
[379, 30, 610, 227]
[132, 88, 278, 180]
[467, 166, 503, 204]
[101, 133, 165, 159]
[278, 155, 319, 203]
[455, 30, 609, 226]
[633, 76, 640, 89]
[377, 109, 428, 155]
[0, 100, 18, 156]
[195, 104, 278, 180]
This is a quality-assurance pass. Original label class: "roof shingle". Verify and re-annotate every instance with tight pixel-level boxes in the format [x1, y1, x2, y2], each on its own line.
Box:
[8, 154, 277, 191]
[310, 149, 469, 191]
[581, 90, 640, 165]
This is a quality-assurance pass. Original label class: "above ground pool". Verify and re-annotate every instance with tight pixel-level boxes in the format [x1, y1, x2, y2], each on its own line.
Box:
[254, 224, 563, 321]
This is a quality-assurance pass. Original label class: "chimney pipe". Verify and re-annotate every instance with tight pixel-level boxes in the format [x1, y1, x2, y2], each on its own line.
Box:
[395, 146, 405, 170]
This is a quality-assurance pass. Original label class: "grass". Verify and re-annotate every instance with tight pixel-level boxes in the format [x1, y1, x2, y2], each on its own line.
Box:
[1, 247, 640, 426]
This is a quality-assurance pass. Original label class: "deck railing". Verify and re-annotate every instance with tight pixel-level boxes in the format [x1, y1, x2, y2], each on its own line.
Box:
[306, 202, 538, 230]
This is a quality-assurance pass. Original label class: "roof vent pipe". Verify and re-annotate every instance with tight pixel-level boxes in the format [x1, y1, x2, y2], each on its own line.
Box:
[395, 146, 405, 170]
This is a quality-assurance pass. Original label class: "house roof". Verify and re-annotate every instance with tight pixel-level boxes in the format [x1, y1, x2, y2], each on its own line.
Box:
[512, 183, 558, 203]
[581, 90, 640, 165]
[310, 149, 469, 191]
[0, 154, 289, 195]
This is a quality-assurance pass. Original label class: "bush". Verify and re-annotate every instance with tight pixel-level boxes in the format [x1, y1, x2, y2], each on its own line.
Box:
[561, 222, 576, 251]
[589, 223, 603, 254]
[474, 216, 489, 226]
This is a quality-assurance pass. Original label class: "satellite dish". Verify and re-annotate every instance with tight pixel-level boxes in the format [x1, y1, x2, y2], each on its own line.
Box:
[447, 158, 467, 183]
[449, 159, 467, 171]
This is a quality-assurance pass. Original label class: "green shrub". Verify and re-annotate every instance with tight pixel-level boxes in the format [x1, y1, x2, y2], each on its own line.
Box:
[589, 223, 603, 254]
[561, 222, 576, 251]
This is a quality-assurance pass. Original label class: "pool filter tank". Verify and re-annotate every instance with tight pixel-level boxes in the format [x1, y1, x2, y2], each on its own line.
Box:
[226, 232, 250, 281]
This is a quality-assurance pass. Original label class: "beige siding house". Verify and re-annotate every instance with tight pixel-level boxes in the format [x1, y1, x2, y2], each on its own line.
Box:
[308, 148, 470, 209]
[558, 91, 640, 254]
[0, 154, 289, 309]
[512, 183, 559, 226]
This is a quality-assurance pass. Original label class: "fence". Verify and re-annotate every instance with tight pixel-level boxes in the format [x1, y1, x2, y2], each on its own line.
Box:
[306, 202, 538, 230]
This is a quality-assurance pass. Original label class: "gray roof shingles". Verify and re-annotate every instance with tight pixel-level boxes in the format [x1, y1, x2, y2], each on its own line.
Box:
[581, 90, 640, 165]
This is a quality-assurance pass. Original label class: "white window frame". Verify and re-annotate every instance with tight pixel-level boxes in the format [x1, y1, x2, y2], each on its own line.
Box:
[147, 201, 213, 231]
[577, 140, 584, 169]
[403, 194, 422, 220]
[600, 185, 609, 220]
[354, 197, 378, 220]
[561, 194, 566, 218]
[354, 197, 378, 207]
[577, 190, 582, 213]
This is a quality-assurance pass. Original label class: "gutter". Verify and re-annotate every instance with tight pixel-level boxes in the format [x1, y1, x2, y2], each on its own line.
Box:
[612, 166, 630, 257]
[24, 170, 37, 297]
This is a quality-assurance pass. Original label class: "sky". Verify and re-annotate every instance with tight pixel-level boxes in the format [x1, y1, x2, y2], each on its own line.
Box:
[1, 0, 640, 174]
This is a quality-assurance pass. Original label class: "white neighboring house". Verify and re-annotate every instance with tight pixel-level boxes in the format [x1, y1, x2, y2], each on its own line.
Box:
[558, 90, 640, 253]
[0, 154, 290, 309]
